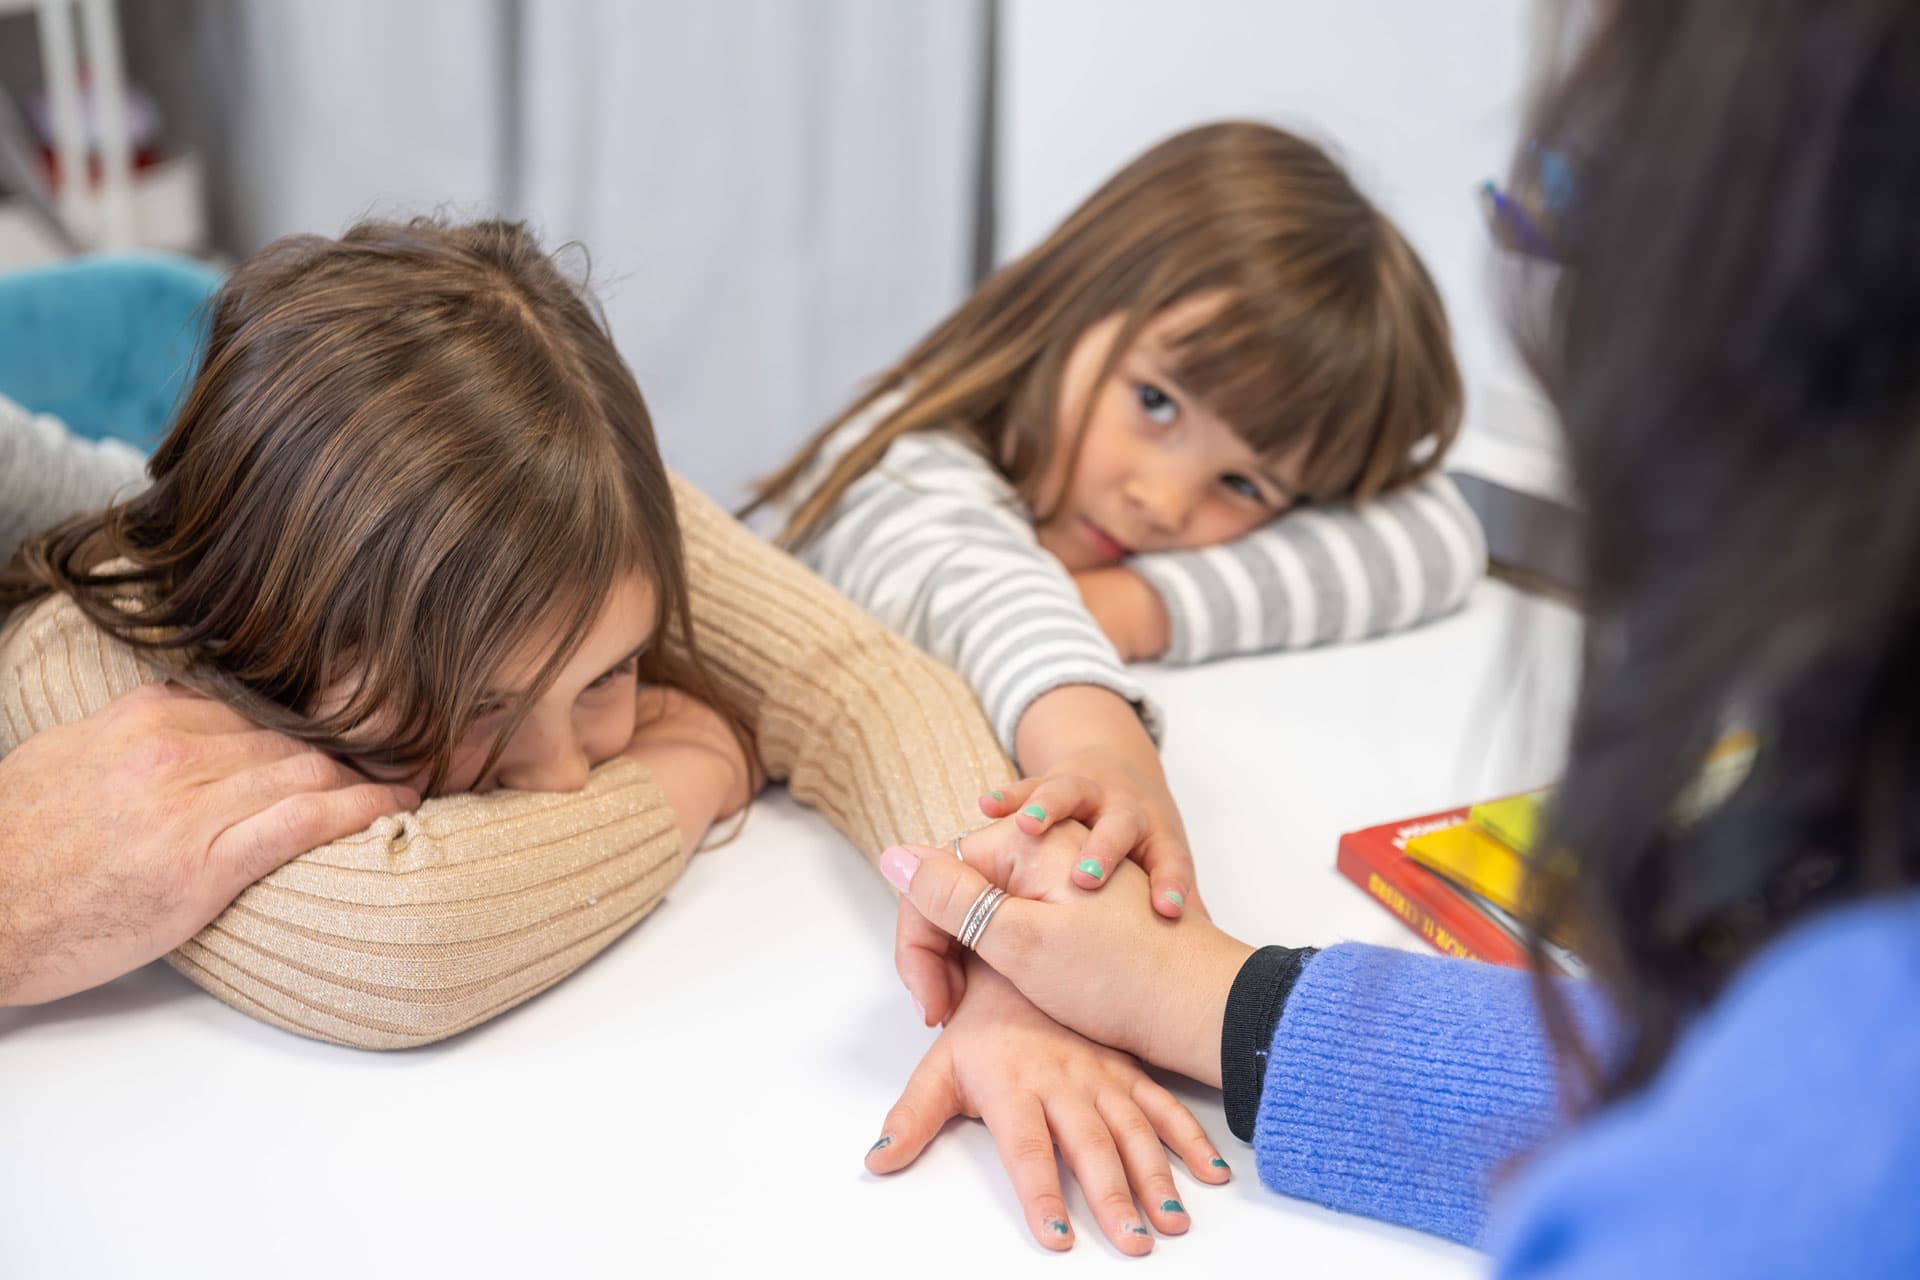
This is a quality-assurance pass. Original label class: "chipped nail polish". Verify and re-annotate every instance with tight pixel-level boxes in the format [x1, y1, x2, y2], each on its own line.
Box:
[1076, 858, 1104, 880]
[868, 1134, 892, 1154]
[1161, 1199, 1185, 1214]
[1164, 889, 1185, 908]
[1021, 803, 1047, 821]
[1043, 1216, 1070, 1236]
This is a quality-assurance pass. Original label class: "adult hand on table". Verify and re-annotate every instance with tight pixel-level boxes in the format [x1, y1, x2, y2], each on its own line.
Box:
[0, 683, 417, 1005]
[882, 825, 1255, 1090]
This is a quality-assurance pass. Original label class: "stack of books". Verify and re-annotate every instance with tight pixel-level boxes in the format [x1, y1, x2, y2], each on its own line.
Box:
[1334, 793, 1568, 972]
[1336, 734, 1756, 973]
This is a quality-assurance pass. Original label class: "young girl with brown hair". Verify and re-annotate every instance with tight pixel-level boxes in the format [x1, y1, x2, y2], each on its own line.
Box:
[754, 121, 1485, 994]
[0, 218, 1229, 1255]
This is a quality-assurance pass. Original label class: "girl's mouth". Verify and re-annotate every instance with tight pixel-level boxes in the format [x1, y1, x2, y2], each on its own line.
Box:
[1081, 518, 1133, 562]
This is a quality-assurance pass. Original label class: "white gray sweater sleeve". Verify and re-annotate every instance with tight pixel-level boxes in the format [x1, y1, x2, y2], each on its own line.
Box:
[0, 393, 149, 564]
[1128, 471, 1488, 665]
[790, 428, 1162, 756]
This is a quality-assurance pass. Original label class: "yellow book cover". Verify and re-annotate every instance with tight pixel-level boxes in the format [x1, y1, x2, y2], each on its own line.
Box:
[1470, 790, 1548, 855]
[1404, 822, 1530, 916]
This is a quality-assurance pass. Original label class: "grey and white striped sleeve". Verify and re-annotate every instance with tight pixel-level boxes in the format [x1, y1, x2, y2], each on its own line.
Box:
[1128, 471, 1488, 665]
[792, 430, 1163, 755]
[0, 392, 148, 564]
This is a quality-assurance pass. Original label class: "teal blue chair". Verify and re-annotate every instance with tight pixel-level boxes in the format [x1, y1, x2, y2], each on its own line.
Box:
[0, 254, 222, 449]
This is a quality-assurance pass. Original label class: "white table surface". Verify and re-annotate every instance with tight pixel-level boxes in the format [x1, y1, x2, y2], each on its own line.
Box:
[0, 580, 1581, 1279]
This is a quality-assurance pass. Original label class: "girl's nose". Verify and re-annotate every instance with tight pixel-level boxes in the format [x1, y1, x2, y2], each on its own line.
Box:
[491, 722, 593, 794]
[1127, 471, 1201, 538]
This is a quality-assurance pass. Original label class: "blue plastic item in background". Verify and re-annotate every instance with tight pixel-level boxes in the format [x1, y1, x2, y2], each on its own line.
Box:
[0, 253, 222, 449]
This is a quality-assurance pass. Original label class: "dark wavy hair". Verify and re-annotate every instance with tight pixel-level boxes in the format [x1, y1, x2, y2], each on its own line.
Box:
[1, 218, 735, 796]
[1523, 0, 1920, 1102]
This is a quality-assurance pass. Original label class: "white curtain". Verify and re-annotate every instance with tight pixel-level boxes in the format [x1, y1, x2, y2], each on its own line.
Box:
[515, 1, 986, 502]
[124, 0, 987, 504]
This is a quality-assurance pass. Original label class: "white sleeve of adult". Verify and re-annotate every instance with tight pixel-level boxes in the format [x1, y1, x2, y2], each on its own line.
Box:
[1129, 472, 1488, 665]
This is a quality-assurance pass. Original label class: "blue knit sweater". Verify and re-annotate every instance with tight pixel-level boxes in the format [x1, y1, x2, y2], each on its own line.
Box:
[1254, 892, 1920, 1274]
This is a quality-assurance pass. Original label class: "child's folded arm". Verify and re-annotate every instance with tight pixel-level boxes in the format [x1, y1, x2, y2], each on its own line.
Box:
[783, 431, 1162, 753]
[666, 472, 1014, 859]
[0, 593, 687, 1051]
[1128, 471, 1488, 665]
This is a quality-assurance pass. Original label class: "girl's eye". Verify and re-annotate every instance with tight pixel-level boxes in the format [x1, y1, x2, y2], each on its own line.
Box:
[1135, 382, 1178, 425]
[586, 659, 639, 692]
[1222, 473, 1267, 503]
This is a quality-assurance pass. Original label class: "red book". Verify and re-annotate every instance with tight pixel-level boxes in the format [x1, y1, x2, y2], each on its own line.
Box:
[1336, 808, 1532, 967]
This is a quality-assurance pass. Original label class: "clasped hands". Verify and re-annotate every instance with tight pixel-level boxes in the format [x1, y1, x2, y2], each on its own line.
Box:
[864, 776, 1254, 1255]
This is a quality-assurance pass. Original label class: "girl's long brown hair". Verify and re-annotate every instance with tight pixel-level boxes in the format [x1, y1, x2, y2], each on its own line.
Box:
[1, 217, 718, 796]
[749, 120, 1462, 548]
[1516, 0, 1920, 1106]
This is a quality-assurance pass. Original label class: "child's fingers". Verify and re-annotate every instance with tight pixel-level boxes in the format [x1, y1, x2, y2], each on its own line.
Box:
[1134, 834, 1200, 919]
[1131, 1076, 1232, 1185]
[865, 1042, 961, 1175]
[1012, 775, 1106, 837]
[976, 779, 1039, 819]
[979, 1093, 1077, 1251]
[1044, 1096, 1155, 1256]
[1070, 807, 1148, 893]
[1094, 1090, 1190, 1236]
[893, 897, 959, 1026]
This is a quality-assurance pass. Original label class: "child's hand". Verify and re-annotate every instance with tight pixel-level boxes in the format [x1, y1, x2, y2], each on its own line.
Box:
[864, 957, 1231, 1255]
[981, 758, 1201, 920]
[1072, 566, 1171, 663]
[883, 839, 1254, 1089]
[621, 686, 761, 850]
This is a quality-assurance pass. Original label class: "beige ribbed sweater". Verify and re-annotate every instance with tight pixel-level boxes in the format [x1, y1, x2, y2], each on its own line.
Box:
[0, 475, 1010, 1048]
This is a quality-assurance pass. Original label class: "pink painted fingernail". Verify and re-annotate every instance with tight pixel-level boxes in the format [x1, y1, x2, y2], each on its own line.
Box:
[879, 845, 921, 892]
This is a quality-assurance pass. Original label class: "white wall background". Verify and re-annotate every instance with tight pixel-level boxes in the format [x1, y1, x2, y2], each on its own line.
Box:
[998, 0, 1561, 491]
[120, 0, 986, 506]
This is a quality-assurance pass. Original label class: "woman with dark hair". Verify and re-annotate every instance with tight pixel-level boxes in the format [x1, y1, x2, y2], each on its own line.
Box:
[877, 1, 1920, 1269]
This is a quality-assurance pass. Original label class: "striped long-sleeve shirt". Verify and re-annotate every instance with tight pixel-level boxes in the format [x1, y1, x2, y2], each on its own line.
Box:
[781, 393, 1487, 755]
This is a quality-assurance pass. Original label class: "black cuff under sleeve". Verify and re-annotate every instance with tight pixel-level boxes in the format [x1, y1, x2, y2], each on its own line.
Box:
[1220, 944, 1319, 1143]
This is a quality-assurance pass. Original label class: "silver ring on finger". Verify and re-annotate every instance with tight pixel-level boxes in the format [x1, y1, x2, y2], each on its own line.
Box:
[957, 885, 1008, 952]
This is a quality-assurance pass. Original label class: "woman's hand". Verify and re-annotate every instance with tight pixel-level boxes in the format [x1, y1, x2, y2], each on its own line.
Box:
[1006, 685, 1200, 917]
[881, 838, 1254, 1088]
[865, 957, 1231, 1255]
[893, 814, 1100, 1026]
[621, 685, 761, 851]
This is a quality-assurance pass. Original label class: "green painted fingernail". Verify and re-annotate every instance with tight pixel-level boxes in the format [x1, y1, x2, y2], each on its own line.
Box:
[1125, 1221, 1151, 1236]
[989, 790, 1005, 801]
[1044, 1216, 1070, 1236]
[1165, 889, 1185, 907]
[1161, 1199, 1185, 1214]
[868, 1134, 892, 1154]
[1022, 803, 1047, 821]
[1210, 1156, 1230, 1171]
[1076, 858, 1104, 880]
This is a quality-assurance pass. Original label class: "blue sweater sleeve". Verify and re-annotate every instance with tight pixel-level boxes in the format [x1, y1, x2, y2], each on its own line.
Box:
[1252, 942, 1600, 1246]
[1254, 897, 1920, 1272]
[1487, 894, 1920, 1278]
